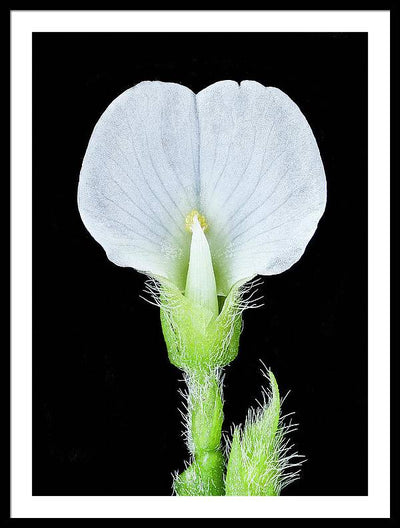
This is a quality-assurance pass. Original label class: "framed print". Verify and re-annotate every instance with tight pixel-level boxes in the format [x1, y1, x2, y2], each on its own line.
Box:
[10, 9, 391, 519]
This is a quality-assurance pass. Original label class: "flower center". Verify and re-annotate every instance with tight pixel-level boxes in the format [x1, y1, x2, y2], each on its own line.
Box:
[185, 210, 208, 232]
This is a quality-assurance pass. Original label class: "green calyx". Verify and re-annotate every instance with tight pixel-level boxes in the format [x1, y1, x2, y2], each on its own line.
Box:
[159, 280, 243, 371]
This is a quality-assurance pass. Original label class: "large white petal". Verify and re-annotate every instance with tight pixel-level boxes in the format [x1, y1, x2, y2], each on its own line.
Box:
[78, 81, 199, 289]
[197, 80, 326, 295]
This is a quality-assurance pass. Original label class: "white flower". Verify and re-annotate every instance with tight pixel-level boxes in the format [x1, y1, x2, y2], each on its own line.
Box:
[78, 80, 326, 310]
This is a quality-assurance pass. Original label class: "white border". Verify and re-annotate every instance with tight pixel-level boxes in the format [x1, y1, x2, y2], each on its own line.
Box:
[11, 10, 391, 518]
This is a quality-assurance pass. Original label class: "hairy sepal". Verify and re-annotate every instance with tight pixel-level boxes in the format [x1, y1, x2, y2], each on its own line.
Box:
[159, 279, 243, 371]
[225, 370, 303, 496]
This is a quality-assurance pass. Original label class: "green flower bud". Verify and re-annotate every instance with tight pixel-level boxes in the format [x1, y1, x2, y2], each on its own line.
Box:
[225, 370, 303, 496]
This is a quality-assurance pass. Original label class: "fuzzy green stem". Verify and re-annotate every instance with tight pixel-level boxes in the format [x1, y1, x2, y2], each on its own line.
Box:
[174, 368, 225, 496]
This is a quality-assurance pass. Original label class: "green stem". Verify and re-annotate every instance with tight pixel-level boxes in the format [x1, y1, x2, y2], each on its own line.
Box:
[174, 368, 225, 496]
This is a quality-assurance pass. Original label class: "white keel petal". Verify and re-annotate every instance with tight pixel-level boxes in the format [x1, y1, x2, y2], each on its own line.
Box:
[185, 215, 219, 317]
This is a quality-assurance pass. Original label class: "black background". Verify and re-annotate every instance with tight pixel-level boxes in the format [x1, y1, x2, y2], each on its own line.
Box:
[32, 33, 367, 496]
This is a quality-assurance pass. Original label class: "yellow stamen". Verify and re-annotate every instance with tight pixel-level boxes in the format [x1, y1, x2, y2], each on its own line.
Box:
[185, 210, 208, 232]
